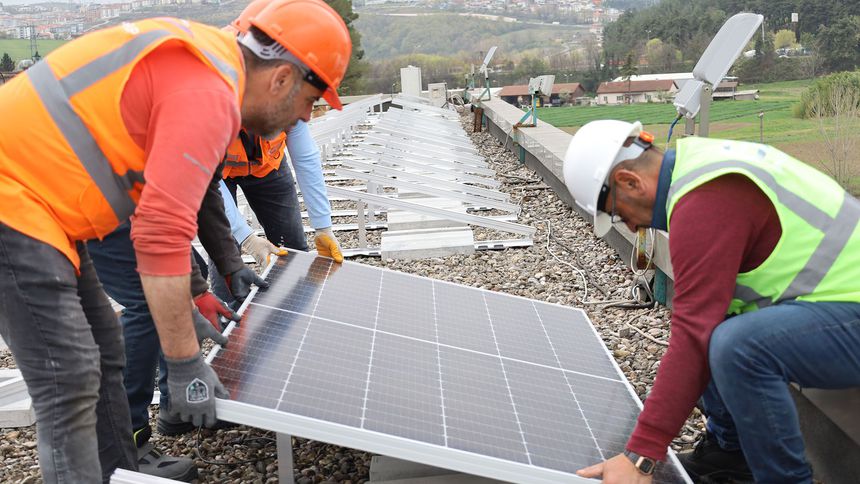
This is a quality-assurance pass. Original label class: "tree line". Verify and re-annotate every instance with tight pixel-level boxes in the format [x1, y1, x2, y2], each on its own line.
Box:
[602, 0, 860, 76]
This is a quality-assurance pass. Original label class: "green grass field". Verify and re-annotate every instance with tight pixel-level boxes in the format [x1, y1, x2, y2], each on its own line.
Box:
[0, 39, 67, 63]
[536, 79, 828, 147]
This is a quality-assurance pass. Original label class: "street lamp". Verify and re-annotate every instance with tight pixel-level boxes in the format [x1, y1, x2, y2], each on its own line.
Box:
[758, 111, 764, 143]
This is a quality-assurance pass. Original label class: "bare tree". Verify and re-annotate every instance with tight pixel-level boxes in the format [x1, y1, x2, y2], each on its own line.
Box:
[811, 83, 860, 192]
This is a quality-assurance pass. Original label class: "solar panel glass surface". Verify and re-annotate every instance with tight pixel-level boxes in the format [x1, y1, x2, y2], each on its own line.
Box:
[210, 253, 689, 483]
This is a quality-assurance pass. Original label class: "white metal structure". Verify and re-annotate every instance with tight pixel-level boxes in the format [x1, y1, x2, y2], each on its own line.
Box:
[673, 13, 763, 137]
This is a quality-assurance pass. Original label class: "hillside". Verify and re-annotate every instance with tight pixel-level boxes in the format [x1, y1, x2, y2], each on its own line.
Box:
[354, 11, 586, 61]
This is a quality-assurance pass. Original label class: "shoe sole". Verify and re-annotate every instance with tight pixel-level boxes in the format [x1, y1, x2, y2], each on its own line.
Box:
[166, 464, 198, 483]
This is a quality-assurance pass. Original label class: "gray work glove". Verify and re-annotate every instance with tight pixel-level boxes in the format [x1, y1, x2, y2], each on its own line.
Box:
[225, 266, 269, 302]
[241, 233, 288, 267]
[165, 352, 229, 428]
[192, 307, 228, 347]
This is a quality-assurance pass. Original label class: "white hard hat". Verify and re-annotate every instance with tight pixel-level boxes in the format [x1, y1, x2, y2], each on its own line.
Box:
[563, 120, 647, 236]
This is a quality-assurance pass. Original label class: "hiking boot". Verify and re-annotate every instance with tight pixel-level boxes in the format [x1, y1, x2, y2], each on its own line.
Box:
[137, 442, 198, 482]
[677, 432, 754, 483]
[156, 407, 237, 436]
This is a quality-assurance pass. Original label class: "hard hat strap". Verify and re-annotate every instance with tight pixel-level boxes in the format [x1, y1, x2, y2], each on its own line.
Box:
[238, 32, 329, 92]
[598, 134, 653, 215]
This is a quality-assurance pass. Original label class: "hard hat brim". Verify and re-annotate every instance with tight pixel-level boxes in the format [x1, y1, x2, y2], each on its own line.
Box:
[323, 87, 343, 110]
[593, 212, 614, 237]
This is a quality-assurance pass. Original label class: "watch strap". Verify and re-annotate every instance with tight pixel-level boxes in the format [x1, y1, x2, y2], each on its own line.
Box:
[624, 450, 657, 475]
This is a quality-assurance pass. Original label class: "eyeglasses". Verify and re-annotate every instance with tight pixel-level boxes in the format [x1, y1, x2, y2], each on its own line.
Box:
[299, 65, 329, 92]
[593, 180, 625, 236]
[597, 181, 623, 224]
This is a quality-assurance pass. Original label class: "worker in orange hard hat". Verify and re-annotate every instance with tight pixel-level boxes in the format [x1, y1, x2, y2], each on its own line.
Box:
[206, 0, 344, 315]
[0, 0, 352, 481]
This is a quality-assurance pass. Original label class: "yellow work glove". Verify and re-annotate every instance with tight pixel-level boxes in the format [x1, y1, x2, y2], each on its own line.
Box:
[240, 234, 287, 266]
[314, 227, 343, 263]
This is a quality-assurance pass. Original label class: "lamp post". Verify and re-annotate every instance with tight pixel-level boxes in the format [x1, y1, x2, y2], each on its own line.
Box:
[758, 111, 764, 143]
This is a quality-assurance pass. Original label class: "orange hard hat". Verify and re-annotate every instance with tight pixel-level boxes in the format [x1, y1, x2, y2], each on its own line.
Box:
[231, 0, 270, 34]
[244, 0, 351, 110]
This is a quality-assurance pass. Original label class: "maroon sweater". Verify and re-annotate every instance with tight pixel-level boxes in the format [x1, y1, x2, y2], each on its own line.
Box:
[626, 174, 781, 460]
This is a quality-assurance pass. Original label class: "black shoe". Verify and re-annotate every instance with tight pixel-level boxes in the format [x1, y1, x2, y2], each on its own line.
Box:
[156, 408, 238, 436]
[137, 443, 198, 482]
[133, 425, 198, 482]
[677, 432, 754, 483]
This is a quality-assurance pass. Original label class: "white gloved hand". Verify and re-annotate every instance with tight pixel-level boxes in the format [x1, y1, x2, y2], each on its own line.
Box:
[240, 234, 287, 266]
[314, 227, 343, 263]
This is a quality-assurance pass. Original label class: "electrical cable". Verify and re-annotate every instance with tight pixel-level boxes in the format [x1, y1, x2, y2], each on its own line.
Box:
[667, 113, 682, 144]
[194, 425, 277, 466]
[536, 219, 589, 303]
[602, 228, 657, 310]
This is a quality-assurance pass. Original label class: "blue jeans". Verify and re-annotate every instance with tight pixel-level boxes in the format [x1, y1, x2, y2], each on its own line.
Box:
[702, 300, 860, 483]
[225, 166, 308, 250]
[212, 167, 308, 304]
[0, 223, 137, 483]
[87, 222, 169, 434]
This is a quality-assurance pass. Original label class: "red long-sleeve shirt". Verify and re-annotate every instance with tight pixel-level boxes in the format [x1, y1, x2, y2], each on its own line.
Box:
[122, 42, 241, 276]
[627, 174, 781, 460]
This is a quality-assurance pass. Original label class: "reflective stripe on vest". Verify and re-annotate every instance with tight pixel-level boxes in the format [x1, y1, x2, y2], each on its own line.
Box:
[668, 159, 860, 309]
[667, 138, 860, 313]
[25, 27, 241, 222]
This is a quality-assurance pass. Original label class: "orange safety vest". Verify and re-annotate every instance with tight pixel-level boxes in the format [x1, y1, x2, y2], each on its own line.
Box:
[221, 130, 287, 179]
[0, 18, 245, 269]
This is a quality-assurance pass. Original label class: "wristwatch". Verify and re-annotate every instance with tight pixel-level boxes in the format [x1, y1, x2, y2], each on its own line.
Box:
[624, 450, 657, 475]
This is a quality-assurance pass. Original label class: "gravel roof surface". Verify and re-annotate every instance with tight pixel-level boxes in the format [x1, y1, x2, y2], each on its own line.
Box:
[0, 110, 701, 483]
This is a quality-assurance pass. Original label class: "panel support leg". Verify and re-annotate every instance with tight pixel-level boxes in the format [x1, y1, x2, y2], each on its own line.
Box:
[278, 432, 295, 484]
[357, 200, 367, 249]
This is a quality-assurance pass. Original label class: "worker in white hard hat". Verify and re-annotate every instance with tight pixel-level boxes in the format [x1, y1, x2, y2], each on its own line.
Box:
[563, 120, 860, 483]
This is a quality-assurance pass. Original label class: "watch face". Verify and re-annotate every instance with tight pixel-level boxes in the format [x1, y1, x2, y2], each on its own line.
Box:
[639, 458, 655, 474]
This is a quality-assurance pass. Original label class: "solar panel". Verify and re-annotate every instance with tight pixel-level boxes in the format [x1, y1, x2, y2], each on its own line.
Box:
[209, 251, 691, 483]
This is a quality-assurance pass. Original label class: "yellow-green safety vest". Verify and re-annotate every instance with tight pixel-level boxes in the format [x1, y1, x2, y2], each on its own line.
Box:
[666, 137, 860, 314]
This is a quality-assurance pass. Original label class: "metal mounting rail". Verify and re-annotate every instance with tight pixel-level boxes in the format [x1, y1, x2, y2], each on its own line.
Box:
[377, 116, 466, 137]
[391, 98, 459, 118]
[377, 113, 473, 134]
[363, 135, 486, 167]
[341, 151, 500, 187]
[363, 132, 484, 162]
[340, 238, 532, 258]
[338, 158, 509, 202]
[335, 168, 521, 214]
[302, 222, 387, 233]
[373, 124, 477, 152]
[325, 186, 534, 236]
[351, 146, 497, 177]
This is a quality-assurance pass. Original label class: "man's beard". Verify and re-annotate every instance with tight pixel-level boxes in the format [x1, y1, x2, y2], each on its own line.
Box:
[244, 81, 301, 140]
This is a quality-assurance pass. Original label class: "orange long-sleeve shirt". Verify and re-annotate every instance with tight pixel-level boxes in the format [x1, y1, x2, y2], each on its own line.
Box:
[121, 42, 241, 276]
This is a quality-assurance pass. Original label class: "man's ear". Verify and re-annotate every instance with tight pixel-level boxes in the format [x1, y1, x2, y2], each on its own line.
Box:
[268, 63, 296, 94]
[613, 168, 643, 193]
